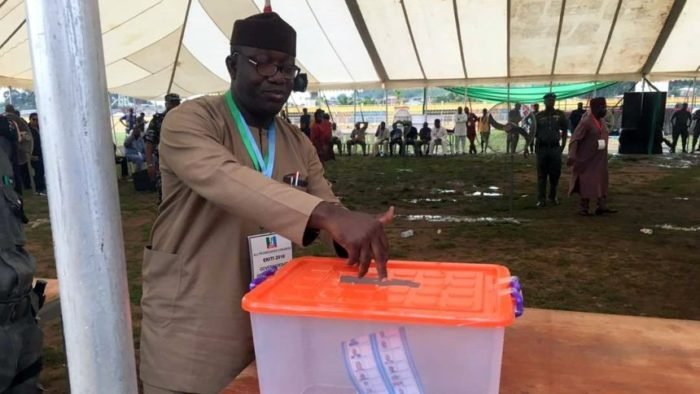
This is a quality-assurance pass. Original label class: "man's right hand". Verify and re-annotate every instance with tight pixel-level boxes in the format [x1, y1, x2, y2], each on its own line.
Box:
[308, 202, 394, 279]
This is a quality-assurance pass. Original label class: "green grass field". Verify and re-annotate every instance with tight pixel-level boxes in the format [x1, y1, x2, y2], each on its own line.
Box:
[22, 152, 700, 392]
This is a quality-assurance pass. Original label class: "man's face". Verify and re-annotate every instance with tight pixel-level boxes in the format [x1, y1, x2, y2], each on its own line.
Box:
[594, 104, 607, 119]
[227, 46, 294, 118]
[435, 120, 440, 128]
[544, 97, 555, 108]
[682, 104, 688, 111]
[457, 107, 462, 114]
[578, 103, 583, 110]
[29, 116, 38, 128]
[533, 104, 539, 112]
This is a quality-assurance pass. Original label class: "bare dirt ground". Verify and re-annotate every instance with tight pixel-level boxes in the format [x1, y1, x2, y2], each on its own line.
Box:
[22, 152, 700, 392]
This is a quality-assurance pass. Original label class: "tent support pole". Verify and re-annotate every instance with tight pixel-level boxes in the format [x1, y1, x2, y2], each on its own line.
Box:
[385, 88, 389, 124]
[353, 90, 357, 124]
[422, 87, 427, 122]
[507, 83, 514, 213]
[24, 1, 138, 392]
[167, 0, 193, 94]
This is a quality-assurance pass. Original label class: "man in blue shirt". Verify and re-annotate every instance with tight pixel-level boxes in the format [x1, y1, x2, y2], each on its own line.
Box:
[120, 108, 137, 134]
[124, 124, 146, 170]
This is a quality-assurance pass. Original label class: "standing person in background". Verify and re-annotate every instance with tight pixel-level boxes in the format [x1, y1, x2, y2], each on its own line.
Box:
[506, 103, 523, 154]
[691, 109, 700, 153]
[568, 97, 616, 216]
[145, 93, 181, 205]
[533, 93, 568, 207]
[299, 107, 311, 138]
[3, 106, 32, 192]
[311, 111, 333, 162]
[569, 102, 586, 135]
[453, 107, 467, 154]
[137, 112, 146, 131]
[124, 124, 146, 171]
[330, 122, 343, 156]
[466, 107, 478, 155]
[403, 121, 418, 156]
[479, 108, 491, 153]
[429, 119, 448, 155]
[280, 110, 291, 123]
[417, 121, 431, 156]
[526, 103, 540, 154]
[120, 107, 137, 135]
[346, 122, 367, 156]
[373, 122, 389, 156]
[670, 103, 691, 153]
[28, 113, 46, 195]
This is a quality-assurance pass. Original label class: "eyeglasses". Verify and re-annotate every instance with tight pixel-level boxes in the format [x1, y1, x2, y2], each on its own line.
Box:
[234, 52, 300, 80]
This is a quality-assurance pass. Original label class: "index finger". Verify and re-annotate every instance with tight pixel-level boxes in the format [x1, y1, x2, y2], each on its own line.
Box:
[371, 236, 389, 280]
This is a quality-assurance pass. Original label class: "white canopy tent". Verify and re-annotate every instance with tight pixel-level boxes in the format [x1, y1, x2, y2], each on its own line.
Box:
[2, 0, 699, 99]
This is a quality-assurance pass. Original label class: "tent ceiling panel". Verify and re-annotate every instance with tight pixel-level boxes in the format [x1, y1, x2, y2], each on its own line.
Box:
[253, 0, 354, 83]
[598, 0, 674, 74]
[105, 60, 151, 87]
[126, 28, 183, 74]
[110, 67, 172, 100]
[357, 0, 423, 80]
[101, 0, 188, 65]
[652, 1, 700, 74]
[1, 0, 699, 96]
[0, 36, 30, 77]
[173, 47, 228, 94]
[404, 0, 464, 79]
[509, 0, 563, 77]
[183, 0, 231, 82]
[307, 0, 378, 82]
[0, 0, 23, 19]
[554, 0, 619, 75]
[0, 1, 24, 42]
[98, 0, 162, 33]
[457, 0, 508, 79]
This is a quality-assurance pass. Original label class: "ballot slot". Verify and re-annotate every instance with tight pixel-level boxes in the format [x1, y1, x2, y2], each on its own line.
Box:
[339, 275, 421, 288]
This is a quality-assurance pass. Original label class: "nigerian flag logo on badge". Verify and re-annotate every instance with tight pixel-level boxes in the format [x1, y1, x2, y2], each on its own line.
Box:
[266, 235, 277, 249]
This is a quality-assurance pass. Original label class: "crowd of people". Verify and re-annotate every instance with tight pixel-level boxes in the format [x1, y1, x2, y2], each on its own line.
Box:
[295, 92, 621, 213]
[2, 104, 45, 197]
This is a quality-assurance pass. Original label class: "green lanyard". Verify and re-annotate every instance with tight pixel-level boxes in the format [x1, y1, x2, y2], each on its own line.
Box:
[224, 91, 276, 177]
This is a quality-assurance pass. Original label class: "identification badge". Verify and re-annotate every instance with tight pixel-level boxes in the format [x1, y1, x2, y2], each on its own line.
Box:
[248, 232, 293, 280]
[598, 139, 606, 150]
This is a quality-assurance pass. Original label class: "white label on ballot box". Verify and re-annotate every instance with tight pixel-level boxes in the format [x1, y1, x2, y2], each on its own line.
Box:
[342, 327, 424, 394]
[248, 233, 292, 279]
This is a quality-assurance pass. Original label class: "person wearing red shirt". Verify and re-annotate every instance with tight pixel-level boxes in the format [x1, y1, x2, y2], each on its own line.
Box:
[310, 110, 334, 162]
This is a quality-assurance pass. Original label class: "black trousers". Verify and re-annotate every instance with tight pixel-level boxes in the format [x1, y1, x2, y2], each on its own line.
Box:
[417, 140, 430, 156]
[390, 138, 404, 156]
[30, 160, 45, 193]
[671, 127, 689, 152]
[404, 139, 418, 155]
[536, 146, 562, 202]
[18, 163, 32, 191]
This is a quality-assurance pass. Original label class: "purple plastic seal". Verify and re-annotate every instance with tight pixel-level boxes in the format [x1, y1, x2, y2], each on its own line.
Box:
[510, 276, 524, 318]
[249, 266, 279, 291]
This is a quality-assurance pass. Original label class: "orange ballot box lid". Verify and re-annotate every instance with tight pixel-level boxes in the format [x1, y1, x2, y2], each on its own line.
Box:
[243, 257, 518, 327]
